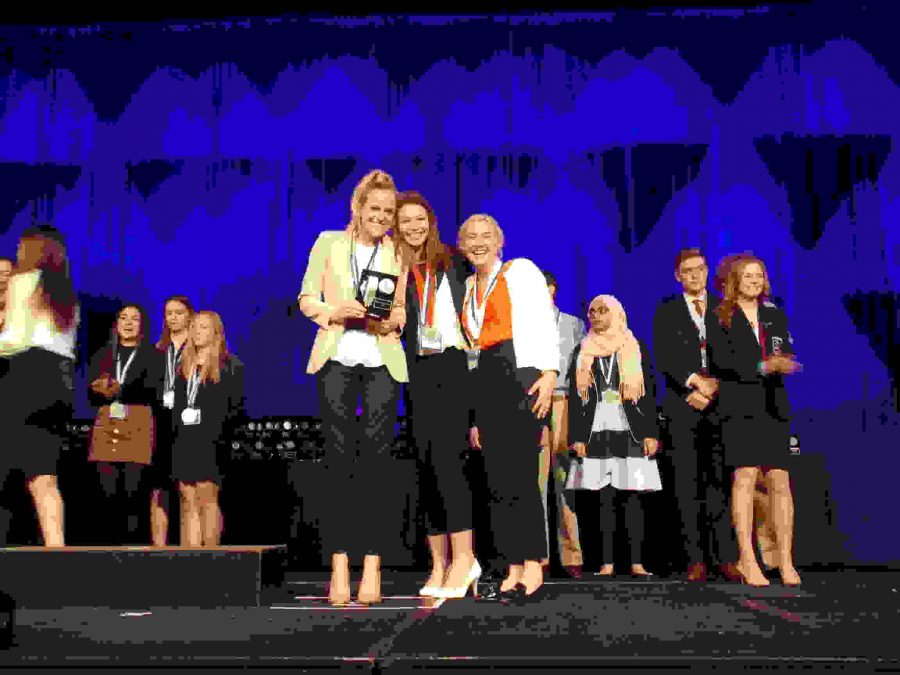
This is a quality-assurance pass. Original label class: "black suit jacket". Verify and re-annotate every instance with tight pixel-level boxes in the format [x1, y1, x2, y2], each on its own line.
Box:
[652, 292, 721, 419]
[566, 341, 660, 445]
[87, 342, 164, 409]
[402, 250, 471, 365]
[707, 302, 794, 421]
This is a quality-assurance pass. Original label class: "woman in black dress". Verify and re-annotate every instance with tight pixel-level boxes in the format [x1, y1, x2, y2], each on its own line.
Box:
[151, 295, 194, 546]
[708, 254, 802, 587]
[0, 225, 78, 547]
[171, 311, 245, 547]
[87, 303, 162, 544]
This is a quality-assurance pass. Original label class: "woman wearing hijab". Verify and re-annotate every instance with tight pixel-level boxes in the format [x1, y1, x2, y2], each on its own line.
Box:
[566, 295, 661, 577]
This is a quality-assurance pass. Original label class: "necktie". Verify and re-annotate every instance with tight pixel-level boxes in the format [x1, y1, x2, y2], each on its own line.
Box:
[692, 298, 705, 317]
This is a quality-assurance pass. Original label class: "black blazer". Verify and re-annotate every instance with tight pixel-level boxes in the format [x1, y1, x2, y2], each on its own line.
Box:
[652, 292, 720, 418]
[171, 354, 247, 444]
[87, 342, 164, 409]
[402, 250, 471, 364]
[567, 341, 660, 446]
[707, 302, 794, 422]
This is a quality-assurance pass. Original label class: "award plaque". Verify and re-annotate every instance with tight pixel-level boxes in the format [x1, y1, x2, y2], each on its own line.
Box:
[358, 270, 398, 320]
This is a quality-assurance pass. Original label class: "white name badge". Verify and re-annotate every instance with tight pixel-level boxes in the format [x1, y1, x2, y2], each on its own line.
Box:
[181, 408, 202, 425]
[466, 348, 480, 371]
[162, 390, 175, 409]
[109, 401, 128, 419]
[419, 326, 443, 353]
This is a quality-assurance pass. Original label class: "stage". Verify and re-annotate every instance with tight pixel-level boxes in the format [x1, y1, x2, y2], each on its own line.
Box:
[0, 557, 897, 673]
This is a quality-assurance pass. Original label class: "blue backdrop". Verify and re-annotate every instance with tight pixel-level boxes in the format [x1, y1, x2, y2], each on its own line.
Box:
[0, 1, 896, 562]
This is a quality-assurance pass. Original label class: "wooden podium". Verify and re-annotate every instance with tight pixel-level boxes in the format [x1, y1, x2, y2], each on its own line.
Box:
[0, 545, 286, 609]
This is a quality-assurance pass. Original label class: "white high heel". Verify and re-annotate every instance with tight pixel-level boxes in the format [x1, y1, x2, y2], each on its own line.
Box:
[433, 560, 482, 599]
[419, 584, 441, 597]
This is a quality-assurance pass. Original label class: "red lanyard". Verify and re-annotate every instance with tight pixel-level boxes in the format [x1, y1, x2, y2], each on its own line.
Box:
[411, 263, 437, 328]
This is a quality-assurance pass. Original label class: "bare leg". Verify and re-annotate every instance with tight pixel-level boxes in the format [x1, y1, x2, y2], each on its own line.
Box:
[357, 554, 382, 604]
[753, 478, 778, 569]
[520, 559, 544, 594]
[766, 469, 801, 585]
[27, 474, 64, 548]
[500, 563, 523, 592]
[423, 534, 449, 590]
[179, 483, 202, 547]
[442, 529, 477, 590]
[197, 482, 221, 547]
[732, 467, 769, 586]
[150, 489, 169, 547]
[329, 552, 351, 606]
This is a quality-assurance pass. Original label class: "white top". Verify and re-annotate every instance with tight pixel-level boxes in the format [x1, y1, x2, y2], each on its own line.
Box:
[463, 258, 560, 372]
[332, 242, 383, 368]
[590, 356, 630, 432]
[0, 270, 77, 359]
[429, 272, 465, 352]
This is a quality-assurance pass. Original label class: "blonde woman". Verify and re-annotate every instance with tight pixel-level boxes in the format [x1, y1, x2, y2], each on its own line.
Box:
[171, 311, 245, 547]
[298, 170, 408, 606]
[460, 214, 559, 600]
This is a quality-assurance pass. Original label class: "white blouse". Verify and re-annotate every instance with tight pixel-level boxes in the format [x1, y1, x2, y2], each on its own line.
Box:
[332, 242, 383, 368]
[0, 270, 77, 359]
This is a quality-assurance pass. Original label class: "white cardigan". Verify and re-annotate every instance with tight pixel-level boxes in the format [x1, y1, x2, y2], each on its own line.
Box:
[464, 258, 560, 373]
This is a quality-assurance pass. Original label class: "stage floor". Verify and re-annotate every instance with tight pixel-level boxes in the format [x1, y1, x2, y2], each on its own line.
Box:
[1, 570, 898, 673]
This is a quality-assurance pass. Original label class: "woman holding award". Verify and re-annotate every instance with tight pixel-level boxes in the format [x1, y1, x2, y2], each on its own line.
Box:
[459, 214, 559, 600]
[171, 311, 245, 547]
[298, 170, 408, 606]
[0, 225, 78, 547]
[87, 303, 162, 544]
[392, 191, 477, 600]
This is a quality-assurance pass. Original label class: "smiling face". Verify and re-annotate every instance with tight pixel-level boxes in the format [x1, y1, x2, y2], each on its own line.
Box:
[191, 314, 215, 349]
[397, 203, 430, 251]
[117, 306, 142, 345]
[675, 255, 708, 296]
[587, 300, 613, 333]
[737, 262, 766, 301]
[460, 217, 502, 271]
[0, 259, 12, 288]
[357, 188, 396, 243]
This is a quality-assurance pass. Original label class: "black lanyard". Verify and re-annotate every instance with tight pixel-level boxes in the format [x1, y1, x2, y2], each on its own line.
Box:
[350, 239, 380, 299]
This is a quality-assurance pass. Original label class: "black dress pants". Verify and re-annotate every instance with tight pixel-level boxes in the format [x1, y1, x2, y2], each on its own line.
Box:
[317, 361, 400, 558]
[667, 409, 736, 565]
[408, 349, 472, 536]
[473, 341, 547, 566]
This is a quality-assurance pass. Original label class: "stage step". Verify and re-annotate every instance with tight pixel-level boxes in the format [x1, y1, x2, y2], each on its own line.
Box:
[0, 545, 286, 609]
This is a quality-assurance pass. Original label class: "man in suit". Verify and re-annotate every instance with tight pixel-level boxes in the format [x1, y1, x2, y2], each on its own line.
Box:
[653, 248, 738, 581]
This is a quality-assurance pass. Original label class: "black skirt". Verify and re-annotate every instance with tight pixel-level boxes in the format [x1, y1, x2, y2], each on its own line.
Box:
[721, 415, 791, 470]
[0, 348, 74, 478]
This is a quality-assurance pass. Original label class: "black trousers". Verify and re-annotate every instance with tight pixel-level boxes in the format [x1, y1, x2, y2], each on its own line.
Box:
[573, 488, 644, 565]
[408, 349, 472, 536]
[95, 461, 149, 545]
[667, 409, 736, 566]
[473, 341, 547, 566]
[317, 361, 400, 558]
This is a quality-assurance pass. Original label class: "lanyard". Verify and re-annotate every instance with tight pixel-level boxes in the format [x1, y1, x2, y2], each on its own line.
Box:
[462, 261, 503, 343]
[165, 343, 184, 390]
[116, 349, 137, 384]
[598, 355, 616, 390]
[412, 263, 437, 328]
[186, 366, 202, 408]
[350, 239, 380, 299]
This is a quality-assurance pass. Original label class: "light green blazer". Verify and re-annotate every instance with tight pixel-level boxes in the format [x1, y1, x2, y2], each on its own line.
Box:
[298, 230, 409, 383]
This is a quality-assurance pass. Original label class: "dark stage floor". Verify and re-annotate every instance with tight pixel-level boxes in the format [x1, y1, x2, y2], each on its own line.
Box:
[1, 570, 898, 673]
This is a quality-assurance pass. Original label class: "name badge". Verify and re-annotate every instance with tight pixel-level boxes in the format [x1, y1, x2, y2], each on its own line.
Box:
[601, 389, 621, 404]
[771, 336, 783, 355]
[466, 348, 480, 371]
[162, 390, 175, 409]
[181, 408, 202, 426]
[419, 325, 443, 354]
[109, 401, 128, 419]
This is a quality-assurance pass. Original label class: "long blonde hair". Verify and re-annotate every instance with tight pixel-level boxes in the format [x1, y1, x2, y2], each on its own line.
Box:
[180, 310, 230, 384]
[345, 170, 397, 237]
[714, 253, 772, 330]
